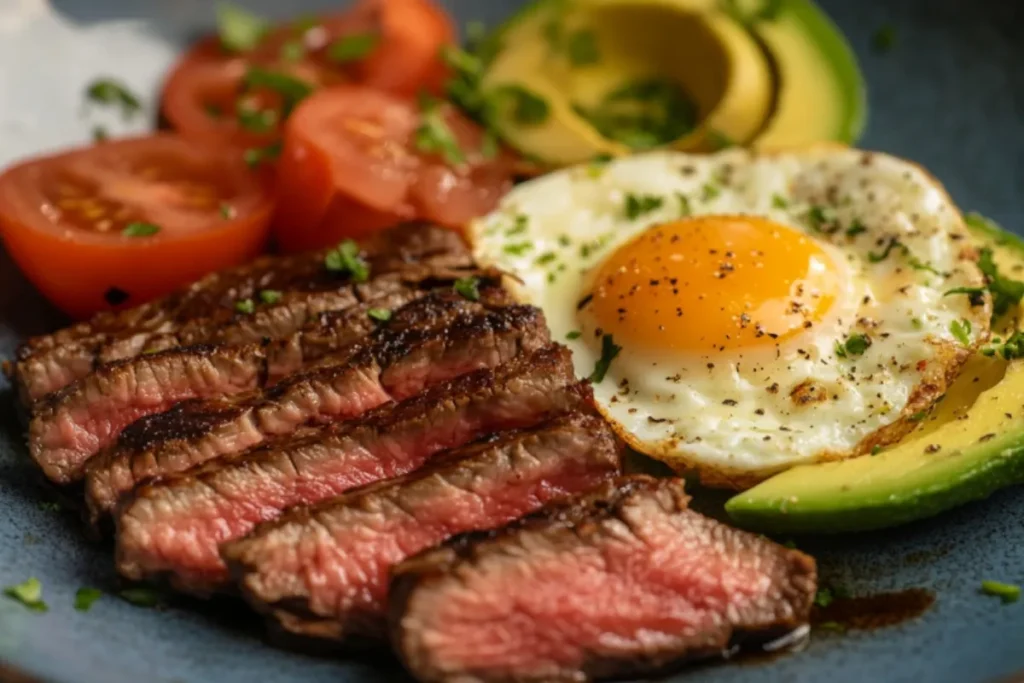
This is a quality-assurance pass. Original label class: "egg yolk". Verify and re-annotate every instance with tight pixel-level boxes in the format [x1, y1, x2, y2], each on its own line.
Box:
[587, 216, 841, 354]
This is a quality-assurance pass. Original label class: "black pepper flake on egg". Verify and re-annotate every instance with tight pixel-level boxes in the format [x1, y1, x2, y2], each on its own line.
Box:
[648, 417, 668, 424]
[980, 433, 996, 442]
[767, 383, 780, 394]
[925, 444, 941, 454]
[755, 408, 765, 416]
[723, 399, 738, 406]
[707, 363, 715, 369]
[576, 293, 593, 310]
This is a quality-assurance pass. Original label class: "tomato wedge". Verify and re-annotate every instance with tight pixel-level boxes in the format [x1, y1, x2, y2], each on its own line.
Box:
[161, 0, 454, 150]
[271, 85, 518, 252]
[0, 135, 273, 319]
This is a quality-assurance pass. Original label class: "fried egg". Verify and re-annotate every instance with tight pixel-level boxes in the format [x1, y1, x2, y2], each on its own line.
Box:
[470, 148, 991, 487]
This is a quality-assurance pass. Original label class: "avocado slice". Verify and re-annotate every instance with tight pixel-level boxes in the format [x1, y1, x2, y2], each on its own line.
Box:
[726, 220, 1024, 534]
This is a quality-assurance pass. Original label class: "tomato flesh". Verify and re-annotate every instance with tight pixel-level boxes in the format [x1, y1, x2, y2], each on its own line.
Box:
[0, 135, 273, 319]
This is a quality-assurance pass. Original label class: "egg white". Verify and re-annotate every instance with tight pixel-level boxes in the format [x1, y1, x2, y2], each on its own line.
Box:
[471, 148, 990, 487]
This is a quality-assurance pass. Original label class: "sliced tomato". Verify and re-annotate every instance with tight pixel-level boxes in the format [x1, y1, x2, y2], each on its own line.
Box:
[160, 0, 453, 149]
[271, 85, 517, 251]
[0, 134, 273, 319]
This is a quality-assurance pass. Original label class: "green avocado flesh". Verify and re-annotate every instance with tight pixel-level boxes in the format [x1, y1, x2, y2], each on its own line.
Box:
[726, 220, 1024, 534]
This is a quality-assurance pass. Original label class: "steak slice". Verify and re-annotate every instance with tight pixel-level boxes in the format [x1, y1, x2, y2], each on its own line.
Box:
[115, 345, 586, 595]
[390, 476, 818, 683]
[84, 292, 529, 525]
[11, 235, 475, 405]
[29, 284, 513, 485]
[224, 412, 622, 644]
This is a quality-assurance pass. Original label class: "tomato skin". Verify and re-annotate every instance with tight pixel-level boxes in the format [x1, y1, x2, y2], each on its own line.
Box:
[356, 0, 455, 95]
[0, 135, 273, 320]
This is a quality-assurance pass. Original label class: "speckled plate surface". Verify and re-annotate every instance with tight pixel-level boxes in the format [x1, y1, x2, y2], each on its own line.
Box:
[1, 1, 1023, 682]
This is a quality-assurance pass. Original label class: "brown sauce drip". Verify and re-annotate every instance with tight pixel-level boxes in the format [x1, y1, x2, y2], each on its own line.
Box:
[812, 588, 935, 631]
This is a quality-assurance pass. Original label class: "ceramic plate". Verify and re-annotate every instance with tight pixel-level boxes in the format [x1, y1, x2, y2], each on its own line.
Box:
[1, 1, 1023, 682]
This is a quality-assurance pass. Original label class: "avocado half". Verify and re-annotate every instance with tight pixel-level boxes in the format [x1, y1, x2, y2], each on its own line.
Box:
[477, 0, 866, 165]
[726, 220, 1024, 534]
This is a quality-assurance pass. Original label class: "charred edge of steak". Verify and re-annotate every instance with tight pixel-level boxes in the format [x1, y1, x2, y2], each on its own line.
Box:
[389, 476, 818, 683]
[113, 345, 588, 595]
[15, 222, 466, 356]
[223, 412, 623, 644]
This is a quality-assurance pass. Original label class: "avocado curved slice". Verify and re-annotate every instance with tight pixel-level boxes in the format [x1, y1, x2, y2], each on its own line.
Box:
[726, 219, 1024, 534]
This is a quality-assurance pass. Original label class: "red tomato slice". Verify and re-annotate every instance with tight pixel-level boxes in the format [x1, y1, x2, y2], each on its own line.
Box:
[160, 0, 453, 149]
[0, 135, 273, 319]
[271, 85, 517, 251]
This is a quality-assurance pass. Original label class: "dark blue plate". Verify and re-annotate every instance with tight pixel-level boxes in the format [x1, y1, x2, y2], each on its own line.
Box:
[1, 1, 1022, 682]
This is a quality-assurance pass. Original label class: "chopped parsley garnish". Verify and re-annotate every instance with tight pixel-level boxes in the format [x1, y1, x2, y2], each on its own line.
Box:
[38, 501, 62, 512]
[566, 29, 600, 66]
[566, 330, 582, 340]
[216, 2, 269, 52]
[813, 587, 835, 608]
[242, 67, 313, 115]
[911, 317, 924, 330]
[624, 193, 664, 220]
[806, 205, 838, 233]
[118, 587, 164, 608]
[868, 237, 901, 263]
[909, 411, 928, 422]
[535, 252, 557, 265]
[506, 214, 529, 236]
[982, 331, 1024, 360]
[219, 203, 235, 220]
[4, 577, 46, 612]
[367, 307, 392, 323]
[872, 25, 896, 53]
[845, 219, 868, 237]
[92, 126, 109, 143]
[835, 333, 871, 358]
[975, 237, 1024, 320]
[243, 140, 282, 168]
[324, 240, 370, 282]
[122, 222, 160, 238]
[706, 129, 735, 150]
[327, 33, 380, 63]
[944, 286, 987, 307]
[701, 183, 721, 202]
[414, 94, 465, 165]
[235, 102, 278, 133]
[74, 587, 103, 612]
[589, 334, 621, 384]
[950, 318, 972, 346]
[771, 193, 788, 210]
[503, 242, 532, 256]
[574, 79, 695, 150]
[480, 129, 499, 159]
[454, 276, 481, 301]
[586, 153, 613, 178]
[279, 40, 305, 63]
[235, 298, 255, 314]
[676, 192, 692, 217]
[871, 445, 884, 455]
[84, 78, 142, 119]
[258, 289, 282, 305]
[907, 254, 941, 275]
[980, 580, 1020, 603]
[495, 85, 550, 126]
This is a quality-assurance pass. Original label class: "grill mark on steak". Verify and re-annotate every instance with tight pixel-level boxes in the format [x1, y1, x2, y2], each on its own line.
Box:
[27, 282, 510, 486]
[15, 222, 466, 358]
[83, 292, 529, 526]
[389, 476, 818, 683]
[114, 345, 587, 595]
[12, 247, 478, 406]
[224, 412, 622, 644]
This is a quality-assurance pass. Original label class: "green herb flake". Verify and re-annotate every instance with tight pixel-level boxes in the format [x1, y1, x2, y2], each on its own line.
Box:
[327, 33, 380, 63]
[950, 318, 972, 346]
[817, 621, 847, 633]
[871, 445, 884, 455]
[984, 331, 1024, 360]
[367, 307, 392, 323]
[243, 140, 283, 168]
[38, 501, 62, 512]
[586, 153, 613, 178]
[558, 234, 572, 247]
[806, 205, 838, 233]
[324, 240, 370, 282]
[242, 67, 313, 114]
[495, 85, 550, 126]
[701, 183, 721, 202]
[909, 411, 928, 422]
[122, 222, 160, 238]
[574, 79, 695, 150]
[589, 334, 622, 384]
[624, 193, 664, 220]
[279, 40, 305, 63]
[677, 192, 692, 217]
[216, 3, 270, 52]
[535, 252, 557, 266]
[92, 125, 109, 143]
[235, 298, 255, 314]
[506, 214, 529, 236]
[872, 25, 896, 53]
[4, 578, 46, 612]
[706, 129, 735, 150]
[258, 289, 282, 305]
[219, 203, 235, 220]
[771, 193, 788, 210]
[813, 587, 835, 608]
[503, 242, 532, 256]
[835, 333, 871, 359]
[235, 102, 278, 133]
[981, 580, 1021, 604]
[74, 587, 103, 612]
[566, 29, 600, 66]
[845, 219, 868, 238]
[480, 129, 499, 159]
[566, 330, 582, 340]
[415, 94, 465, 166]
[868, 237, 901, 263]
[944, 286, 987, 307]
[911, 317, 923, 330]
[974, 235, 1024, 320]
[118, 587, 164, 608]
[454, 276, 481, 302]
[84, 78, 142, 119]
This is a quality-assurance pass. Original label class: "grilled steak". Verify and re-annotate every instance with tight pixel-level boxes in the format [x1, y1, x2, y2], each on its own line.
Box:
[28, 283, 512, 486]
[115, 345, 587, 594]
[224, 412, 622, 644]
[11, 224, 473, 404]
[84, 294, 532, 525]
[390, 476, 817, 683]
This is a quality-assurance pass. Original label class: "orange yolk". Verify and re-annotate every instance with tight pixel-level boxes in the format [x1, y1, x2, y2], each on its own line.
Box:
[587, 216, 841, 354]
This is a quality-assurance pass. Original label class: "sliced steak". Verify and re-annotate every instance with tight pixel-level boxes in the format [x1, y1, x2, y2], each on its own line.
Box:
[115, 345, 587, 595]
[11, 229, 475, 404]
[390, 476, 818, 683]
[225, 412, 621, 644]
[28, 284, 512, 486]
[84, 292, 528, 525]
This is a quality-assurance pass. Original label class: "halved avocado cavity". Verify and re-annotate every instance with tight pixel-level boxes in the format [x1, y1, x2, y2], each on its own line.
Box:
[479, 0, 865, 165]
[726, 221, 1024, 534]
